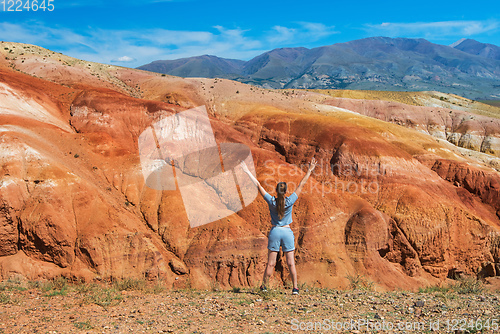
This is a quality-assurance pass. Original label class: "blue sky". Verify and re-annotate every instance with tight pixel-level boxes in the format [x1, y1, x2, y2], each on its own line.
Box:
[1, 0, 499, 67]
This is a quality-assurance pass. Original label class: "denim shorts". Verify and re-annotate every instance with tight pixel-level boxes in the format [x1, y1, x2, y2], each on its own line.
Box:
[268, 225, 295, 252]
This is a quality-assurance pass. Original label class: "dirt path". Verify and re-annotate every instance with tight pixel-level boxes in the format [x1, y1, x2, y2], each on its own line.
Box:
[0, 278, 499, 333]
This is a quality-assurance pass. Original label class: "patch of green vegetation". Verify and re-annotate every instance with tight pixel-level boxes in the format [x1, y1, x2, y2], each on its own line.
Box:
[73, 320, 93, 330]
[73, 281, 96, 294]
[346, 274, 374, 291]
[453, 277, 484, 294]
[478, 100, 500, 108]
[419, 277, 484, 295]
[418, 285, 452, 294]
[256, 287, 284, 301]
[236, 298, 253, 306]
[308, 89, 422, 107]
[44, 287, 68, 297]
[113, 278, 147, 292]
[80, 285, 123, 308]
[146, 280, 167, 294]
[0, 277, 27, 292]
[30, 276, 69, 297]
[0, 292, 11, 304]
[210, 280, 221, 292]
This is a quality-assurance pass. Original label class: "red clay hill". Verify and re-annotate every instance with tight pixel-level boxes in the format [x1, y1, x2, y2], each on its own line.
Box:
[0, 42, 499, 290]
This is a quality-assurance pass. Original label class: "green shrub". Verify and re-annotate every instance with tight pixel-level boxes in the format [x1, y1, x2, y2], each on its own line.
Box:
[453, 277, 484, 294]
[346, 274, 374, 291]
[113, 278, 147, 291]
[44, 287, 68, 297]
[146, 280, 166, 294]
[210, 280, 221, 292]
[30, 276, 68, 297]
[0, 292, 11, 304]
[0, 277, 27, 292]
[73, 320, 93, 330]
[420, 277, 485, 295]
[256, 285, 283, 301]
[81, 285, 122, 308]
[418, 285, 452, 294]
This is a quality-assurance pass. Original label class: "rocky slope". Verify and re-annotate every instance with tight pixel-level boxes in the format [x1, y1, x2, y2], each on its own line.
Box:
[319, 95, 500, 159]
[294, 89, 500, 171]
[0, 42, 499, 291]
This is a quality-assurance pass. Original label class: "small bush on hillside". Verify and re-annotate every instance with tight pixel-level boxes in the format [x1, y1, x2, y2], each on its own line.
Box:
[81, 285, 123, 308]
[113, 278, 147, 291]
[346, 274, 374, 291]
[453, 277, 484, 294]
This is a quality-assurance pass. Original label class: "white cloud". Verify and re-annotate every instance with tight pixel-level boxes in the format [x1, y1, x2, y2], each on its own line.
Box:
[0, 22, 88, 47]
[299, 22, 338, 39]
[267, 22, 338, 45]
[212, 26, 263, 50]
[0, 22, 260, 65]
[268, 26, 296, 44]
[0, 20, 339, 67]
[112, 56, 136, 62]
[366, 20, 500, 39]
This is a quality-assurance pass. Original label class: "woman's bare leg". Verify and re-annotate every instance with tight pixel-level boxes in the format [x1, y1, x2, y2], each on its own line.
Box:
[285, 250, 298, 289]
[262, 250, 278, 286]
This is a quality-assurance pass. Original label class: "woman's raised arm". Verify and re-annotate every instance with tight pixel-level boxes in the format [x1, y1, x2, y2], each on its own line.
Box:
[241, 162, 268, 198]
[295, 157, 317, 196]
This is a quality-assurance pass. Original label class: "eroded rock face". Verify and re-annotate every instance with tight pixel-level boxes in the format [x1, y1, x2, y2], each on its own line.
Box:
[323, 98, 500, 157]
[343, 205, 425, 288]
[0, 200, 18, 257]
[234, 109, 500, 286]
[19, 188, 77, 268]
[425, 159, 500, 213]
[0, 46, 499, 290]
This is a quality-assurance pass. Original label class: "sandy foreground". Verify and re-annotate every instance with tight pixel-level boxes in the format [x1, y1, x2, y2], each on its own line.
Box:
[0, 278, 499, 334]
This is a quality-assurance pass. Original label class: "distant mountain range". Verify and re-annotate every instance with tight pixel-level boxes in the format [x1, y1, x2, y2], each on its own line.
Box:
[451, 38, 500, 60]
[137, 37, 500, 100]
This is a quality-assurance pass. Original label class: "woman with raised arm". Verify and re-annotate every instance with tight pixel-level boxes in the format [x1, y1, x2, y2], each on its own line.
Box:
[241, 158, 317, 295]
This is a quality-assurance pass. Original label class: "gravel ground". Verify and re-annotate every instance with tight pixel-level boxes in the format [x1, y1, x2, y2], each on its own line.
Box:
[0, 278, 499, 334]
